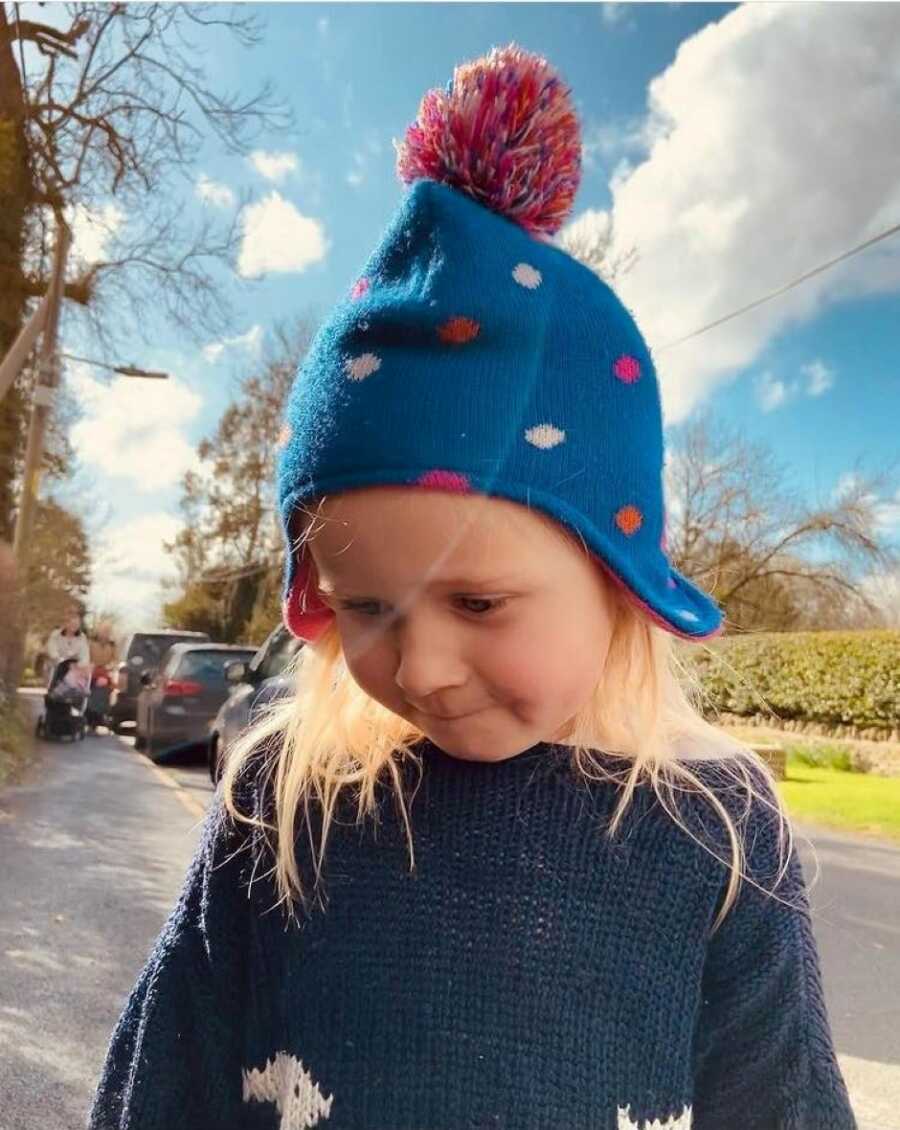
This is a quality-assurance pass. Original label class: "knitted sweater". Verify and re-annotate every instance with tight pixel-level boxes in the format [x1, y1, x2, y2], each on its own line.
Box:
[88, 742, 856, 1130]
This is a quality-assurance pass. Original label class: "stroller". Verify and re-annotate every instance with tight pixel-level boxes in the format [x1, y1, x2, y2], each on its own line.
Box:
[36, 657, 90, 742]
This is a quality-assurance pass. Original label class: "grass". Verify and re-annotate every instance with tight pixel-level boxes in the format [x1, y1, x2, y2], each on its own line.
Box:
[718, 724, 900, 842]
[0, 695, 33, 788]
[777, 755, 900, 842]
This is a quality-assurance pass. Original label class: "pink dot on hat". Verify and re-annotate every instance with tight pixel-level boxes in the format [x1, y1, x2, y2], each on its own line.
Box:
[417, 470, 471, 493]
[613, 354, 641, 383]
[345, 353, 382, 381]
[350, 277, 370, 300]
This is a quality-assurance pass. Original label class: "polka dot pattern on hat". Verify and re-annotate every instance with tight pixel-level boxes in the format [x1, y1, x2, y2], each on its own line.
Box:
[417, 470, 471, 493]
[345, 353, 382, 382]
[615, 505, 643, 536]
[613, 355, 641, 383]
[350, 277, 370, 300]
[513, 262, 542, 289]
[525, 424, 566, 450]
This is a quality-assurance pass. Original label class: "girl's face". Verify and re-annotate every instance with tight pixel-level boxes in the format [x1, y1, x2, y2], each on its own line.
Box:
[307, 488, 618, 762]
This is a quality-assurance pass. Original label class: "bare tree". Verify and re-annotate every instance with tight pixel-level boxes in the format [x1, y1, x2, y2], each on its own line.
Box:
[162, 317, 315, 642]
[0, 2, 291, 531]
[666, 407, 899, 632]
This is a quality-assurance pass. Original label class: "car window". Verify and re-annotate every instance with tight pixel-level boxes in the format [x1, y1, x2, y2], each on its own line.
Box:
[176, 650, 256, 687]
[127, 634, 208, 668]
[257, 632, 302, 681]
[161, 648, 184, 678]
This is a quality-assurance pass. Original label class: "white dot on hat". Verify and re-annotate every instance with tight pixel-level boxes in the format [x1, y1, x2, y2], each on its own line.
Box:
[513, 263, 542, 289]
[525, 423, 565, 449]
[345, 353, 381, 381]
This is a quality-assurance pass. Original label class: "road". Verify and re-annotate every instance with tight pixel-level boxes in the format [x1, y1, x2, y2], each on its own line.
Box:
[0, 689, 898, 1129]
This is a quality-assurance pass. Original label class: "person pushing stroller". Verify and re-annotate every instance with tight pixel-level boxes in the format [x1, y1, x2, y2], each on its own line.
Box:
[38, 606, 92, 741]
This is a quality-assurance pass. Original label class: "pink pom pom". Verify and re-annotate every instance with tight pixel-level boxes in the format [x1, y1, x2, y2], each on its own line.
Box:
[395, 44, 582, 237]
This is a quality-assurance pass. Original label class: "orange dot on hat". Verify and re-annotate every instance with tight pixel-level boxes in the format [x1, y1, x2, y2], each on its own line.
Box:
[615, 504, 643, 536]
[438, 316, 480, 345]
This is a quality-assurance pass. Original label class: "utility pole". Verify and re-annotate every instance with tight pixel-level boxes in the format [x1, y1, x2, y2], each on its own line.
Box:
[12, 221, 71, 570]
[2, 220, 71, 694]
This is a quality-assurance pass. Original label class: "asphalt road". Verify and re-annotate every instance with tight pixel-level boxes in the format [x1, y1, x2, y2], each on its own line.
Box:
[1, 689, 898, 1129]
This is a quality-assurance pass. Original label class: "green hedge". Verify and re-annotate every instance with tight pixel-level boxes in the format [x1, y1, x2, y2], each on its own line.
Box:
[682, 629, 900, 734]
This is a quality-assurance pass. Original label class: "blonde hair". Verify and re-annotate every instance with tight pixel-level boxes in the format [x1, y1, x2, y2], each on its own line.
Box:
[222, 499, 795, 935]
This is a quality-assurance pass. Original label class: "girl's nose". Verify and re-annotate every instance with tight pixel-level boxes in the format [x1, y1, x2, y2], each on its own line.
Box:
[393, 615, 467, 702]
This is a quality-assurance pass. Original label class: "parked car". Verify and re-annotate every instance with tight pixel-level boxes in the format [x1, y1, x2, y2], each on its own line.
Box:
[109, 629, 210, 733]
[136, 642, 257, 763]
[208, 624, 302, 783]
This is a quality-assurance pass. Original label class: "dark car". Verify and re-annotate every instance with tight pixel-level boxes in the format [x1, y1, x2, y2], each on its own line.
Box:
[136, 642, 257, 763]
[109, 629, 210, 733]
[208, 624, 302, 783]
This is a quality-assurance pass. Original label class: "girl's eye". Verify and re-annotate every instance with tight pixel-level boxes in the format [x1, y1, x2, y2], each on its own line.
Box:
[337, 600, 383, 617]
[456, 597, 507, 616]
[336, 597, 507, 618]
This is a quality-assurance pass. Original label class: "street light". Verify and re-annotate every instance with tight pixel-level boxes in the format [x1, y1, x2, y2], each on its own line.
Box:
[60, 353, 170, 381]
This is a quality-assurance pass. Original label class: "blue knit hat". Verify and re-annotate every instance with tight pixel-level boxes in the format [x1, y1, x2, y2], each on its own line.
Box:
[277, 46, 724, 644]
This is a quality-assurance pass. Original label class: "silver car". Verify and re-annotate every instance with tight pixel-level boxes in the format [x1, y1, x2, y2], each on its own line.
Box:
[208, 625, 302, 782]
[136, 642, 257, 763]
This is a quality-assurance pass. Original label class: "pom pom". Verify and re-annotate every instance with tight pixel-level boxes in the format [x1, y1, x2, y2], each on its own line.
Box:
[395, 43, 582, 237]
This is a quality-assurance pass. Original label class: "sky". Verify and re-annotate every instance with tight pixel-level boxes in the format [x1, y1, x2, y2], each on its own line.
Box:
[37, 1, 900, 632]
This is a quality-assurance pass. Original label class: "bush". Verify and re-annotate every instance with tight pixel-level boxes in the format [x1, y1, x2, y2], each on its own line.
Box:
[789, 743, 854, 773]
[0, 695, 31, 787]
[683, 629, 899, 736]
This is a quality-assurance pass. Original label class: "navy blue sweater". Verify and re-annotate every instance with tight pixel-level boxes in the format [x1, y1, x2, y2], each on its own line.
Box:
[88, 742, 856, 1129]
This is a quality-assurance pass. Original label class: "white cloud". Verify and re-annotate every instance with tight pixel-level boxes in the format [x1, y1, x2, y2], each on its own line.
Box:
[202, 324, 263, 363]
[196, 174, 235, 208]
[569, 4, 900, 424]
[833, 474, 900, 537]
[755, 357, 836, 412]
[757, 371, 789, 413]
[67, 361, 203, 493]
[601, 3, 635, 30]
[249, 150, 299, 183]
[91, 512, 182, 626]
[237, 192, 328, 277]
[580, 119, 646, 173]
[346, 134, 384, 189]
[874, 488, 900, 535]
[68, 202, 125, 264]
[802, 359, 835, 397]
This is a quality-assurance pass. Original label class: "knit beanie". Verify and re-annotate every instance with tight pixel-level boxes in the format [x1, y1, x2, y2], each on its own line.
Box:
[277, 45, 725, 644]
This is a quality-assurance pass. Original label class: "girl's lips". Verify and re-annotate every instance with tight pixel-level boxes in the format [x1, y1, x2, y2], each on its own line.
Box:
[423, 707, 486, 721]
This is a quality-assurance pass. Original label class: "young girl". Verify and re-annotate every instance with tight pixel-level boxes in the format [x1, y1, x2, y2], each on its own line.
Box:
[89, 46, 856, 1130]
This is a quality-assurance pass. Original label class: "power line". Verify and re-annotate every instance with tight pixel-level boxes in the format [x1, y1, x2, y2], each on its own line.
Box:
[656, 219, 900, 352]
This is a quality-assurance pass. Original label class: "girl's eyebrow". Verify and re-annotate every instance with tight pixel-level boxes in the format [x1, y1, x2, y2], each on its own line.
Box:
[319, 574, 524, 595]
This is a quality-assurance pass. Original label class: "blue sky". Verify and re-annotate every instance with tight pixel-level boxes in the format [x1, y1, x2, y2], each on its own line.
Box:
[48, 2, 899, 627]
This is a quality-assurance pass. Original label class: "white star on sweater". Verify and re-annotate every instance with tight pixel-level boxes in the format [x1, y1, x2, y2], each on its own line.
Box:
[242, 1052, 333, 1128]
[617, 1103, 693, 1130]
